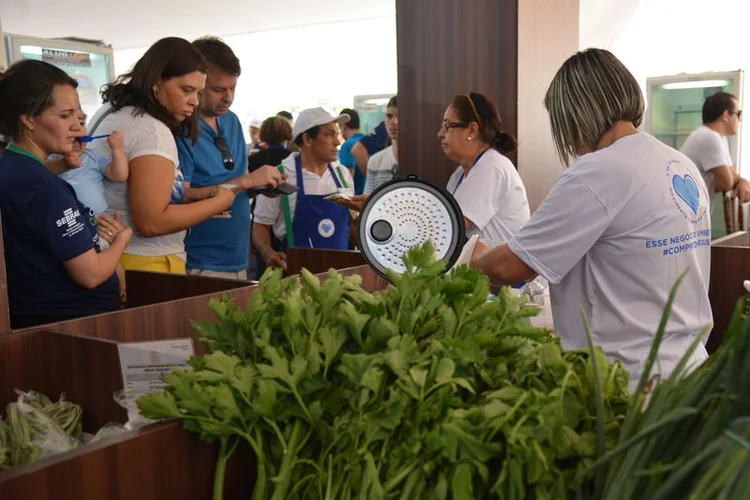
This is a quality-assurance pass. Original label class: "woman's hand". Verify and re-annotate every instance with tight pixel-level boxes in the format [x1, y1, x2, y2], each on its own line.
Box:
[213, 185, 236, 211]
[97, 211, 132, 244]
[240, 165, 287, 190]
[336, 194, 368, 212]
[470, 239, 490, 264]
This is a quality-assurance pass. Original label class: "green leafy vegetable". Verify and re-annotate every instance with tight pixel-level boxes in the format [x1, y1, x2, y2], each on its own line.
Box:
[139, 241, 630, 499]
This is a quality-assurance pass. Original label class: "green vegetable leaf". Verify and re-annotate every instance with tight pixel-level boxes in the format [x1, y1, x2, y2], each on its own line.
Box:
[435, 358, 456, 385]
[251, 379, 278, 417]
[452, 463, 474, 499]
[319, 325, 347, 377]
[409, 367, 428, 388]
[137, 392, 182, 419]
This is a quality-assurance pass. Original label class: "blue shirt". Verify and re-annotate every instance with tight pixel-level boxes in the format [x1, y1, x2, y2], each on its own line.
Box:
[339, 133, 365, 195]
[59, 148, 110, 214]
[0, 148, 119, 326]
[177, 111, 250, 272]
[360, 121, 388, 156]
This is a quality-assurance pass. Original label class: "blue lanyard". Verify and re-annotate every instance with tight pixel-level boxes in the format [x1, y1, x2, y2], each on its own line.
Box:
[453, 147, 491, 194]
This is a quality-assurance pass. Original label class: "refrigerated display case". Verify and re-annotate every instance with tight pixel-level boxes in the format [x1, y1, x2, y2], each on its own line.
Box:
[353, 94, 394, 134]
[646, 70, 743, 162]
[4, 34, 115, 121]
[646, 70, 744, 239]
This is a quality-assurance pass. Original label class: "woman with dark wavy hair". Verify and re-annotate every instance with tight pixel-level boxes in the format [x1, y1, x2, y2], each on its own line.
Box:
[88, 37, 235, 274]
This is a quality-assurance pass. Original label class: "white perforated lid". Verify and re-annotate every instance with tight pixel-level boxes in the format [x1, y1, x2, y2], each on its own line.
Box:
[358, 176, 465, 278]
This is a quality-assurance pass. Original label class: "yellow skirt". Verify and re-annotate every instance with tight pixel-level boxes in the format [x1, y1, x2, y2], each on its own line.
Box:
[119, 254, 186, 275]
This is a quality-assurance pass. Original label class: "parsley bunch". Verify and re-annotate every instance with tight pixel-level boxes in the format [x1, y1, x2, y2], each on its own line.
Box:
[138, 242, 630, 499]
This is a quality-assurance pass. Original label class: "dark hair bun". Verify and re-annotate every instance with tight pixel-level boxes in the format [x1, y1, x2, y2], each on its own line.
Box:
[494, 132, 517, 154]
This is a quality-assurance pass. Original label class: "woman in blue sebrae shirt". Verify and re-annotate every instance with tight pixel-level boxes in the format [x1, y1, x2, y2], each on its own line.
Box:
[0, 60, 132, 328]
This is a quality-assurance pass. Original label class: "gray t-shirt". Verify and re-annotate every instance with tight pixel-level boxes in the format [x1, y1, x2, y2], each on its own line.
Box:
[88, 105, 186, 259]
[680, 125, 733, 215]
[364, 146, 398, 195]
[509, 132, 711, 390]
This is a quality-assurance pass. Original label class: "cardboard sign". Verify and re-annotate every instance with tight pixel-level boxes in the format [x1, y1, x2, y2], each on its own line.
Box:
[117, 338, 194, 394]
[42, 48, 92, 68]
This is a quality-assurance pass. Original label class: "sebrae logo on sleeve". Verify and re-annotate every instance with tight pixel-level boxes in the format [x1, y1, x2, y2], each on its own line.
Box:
[55, 208, 86, 238]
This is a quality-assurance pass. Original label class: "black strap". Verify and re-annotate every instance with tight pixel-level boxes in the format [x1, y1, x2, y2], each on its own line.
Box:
[88, 106, 117, 135]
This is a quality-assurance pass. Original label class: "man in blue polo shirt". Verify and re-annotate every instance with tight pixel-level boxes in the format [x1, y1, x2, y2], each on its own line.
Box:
[177, 37, 284, 279]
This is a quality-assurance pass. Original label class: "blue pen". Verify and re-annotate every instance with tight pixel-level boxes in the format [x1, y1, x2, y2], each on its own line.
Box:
[77, 134, 110, 143]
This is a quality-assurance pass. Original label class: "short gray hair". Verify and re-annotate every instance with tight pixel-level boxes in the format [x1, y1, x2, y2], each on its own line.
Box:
[544, 48, 644, 167]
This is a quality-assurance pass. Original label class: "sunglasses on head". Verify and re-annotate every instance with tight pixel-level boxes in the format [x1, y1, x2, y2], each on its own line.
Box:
[215, 135, 234, 170]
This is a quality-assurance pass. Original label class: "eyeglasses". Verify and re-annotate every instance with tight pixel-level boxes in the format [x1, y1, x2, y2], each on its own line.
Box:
[215, 136, 235, 170]
[730, 110, 743, 119]
[440, 121, 468, 132]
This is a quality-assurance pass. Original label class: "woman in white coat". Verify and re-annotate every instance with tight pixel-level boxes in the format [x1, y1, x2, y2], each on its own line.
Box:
[438, 91, 530, 247]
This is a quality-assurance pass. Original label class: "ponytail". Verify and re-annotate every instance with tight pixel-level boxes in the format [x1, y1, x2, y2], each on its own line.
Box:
[493, 132, 517, 155]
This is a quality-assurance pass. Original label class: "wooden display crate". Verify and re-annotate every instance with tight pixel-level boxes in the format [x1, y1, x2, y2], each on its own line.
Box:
[286, 247, 365, 276]
[0, 329, 253, 500]
[37, 263, 385, 346]
[708, 231, 750, 353]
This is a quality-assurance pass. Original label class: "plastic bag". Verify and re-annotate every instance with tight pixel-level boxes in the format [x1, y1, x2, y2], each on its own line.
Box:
[114, 390, 160, 431]
[15, 390, 83, 440]
[0, 418, 10, 469]
[6, 393, 79, 466]
[86, 423, 129, 444]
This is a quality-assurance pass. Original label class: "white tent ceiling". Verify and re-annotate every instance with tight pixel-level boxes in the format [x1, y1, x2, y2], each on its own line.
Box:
[0, 0, 395, 49]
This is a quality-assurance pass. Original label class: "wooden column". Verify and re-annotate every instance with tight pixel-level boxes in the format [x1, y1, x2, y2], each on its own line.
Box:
[396, 0, 519, 188]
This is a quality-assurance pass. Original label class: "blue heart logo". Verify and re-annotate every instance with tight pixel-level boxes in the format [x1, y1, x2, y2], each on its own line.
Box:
[318, 218, 335, 237]
[672, 174, 700, 214]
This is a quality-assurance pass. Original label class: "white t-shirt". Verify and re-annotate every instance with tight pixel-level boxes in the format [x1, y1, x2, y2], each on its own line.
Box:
[87, 105, 185, 259]
[446, 148, 530, 246]
[254, 152, 354, 239]
[364, 146, 398, 195]
[680, 125, 733, 214]
[508, 132, 711, 391]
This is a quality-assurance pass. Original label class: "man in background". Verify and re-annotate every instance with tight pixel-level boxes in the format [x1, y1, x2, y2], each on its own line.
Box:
[277, 110, 294, 126]
[350, 118, 389, 183]
[338, 108, 365, 194]
[277, 110, 297, 152]
[247, 118, 261, 149]
[176, 37, 283, 279]
[681, 92, 750, 218]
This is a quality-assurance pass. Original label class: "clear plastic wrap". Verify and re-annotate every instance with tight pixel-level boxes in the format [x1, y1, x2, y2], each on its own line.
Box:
[0, 418, 10, 469]
[6, 392, 80, 466]
[114, 390, 160, 431]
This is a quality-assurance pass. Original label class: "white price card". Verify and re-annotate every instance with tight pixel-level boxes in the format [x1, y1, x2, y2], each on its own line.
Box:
[117, 338, 195, 394]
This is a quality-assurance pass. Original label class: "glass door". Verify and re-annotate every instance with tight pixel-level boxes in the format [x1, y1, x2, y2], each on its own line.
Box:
[354, 94, 394, 135]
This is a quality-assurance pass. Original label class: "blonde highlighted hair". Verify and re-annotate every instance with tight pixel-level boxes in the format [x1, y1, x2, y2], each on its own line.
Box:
[544, 48, 644, 167]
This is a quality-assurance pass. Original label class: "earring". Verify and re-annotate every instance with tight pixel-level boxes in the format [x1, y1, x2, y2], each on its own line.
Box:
[468, 137, 473, 141]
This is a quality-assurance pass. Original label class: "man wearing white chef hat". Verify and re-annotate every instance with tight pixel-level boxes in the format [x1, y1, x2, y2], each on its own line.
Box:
[253, 107, 355, 270]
